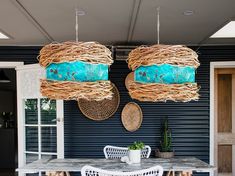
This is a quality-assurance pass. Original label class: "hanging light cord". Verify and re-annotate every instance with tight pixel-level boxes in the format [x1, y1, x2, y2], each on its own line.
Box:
[75, 9, 79, 42]
[157, 7, 160, 44]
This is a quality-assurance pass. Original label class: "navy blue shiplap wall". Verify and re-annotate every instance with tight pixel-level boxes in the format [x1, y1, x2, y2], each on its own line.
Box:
[0, 46, 41, 64]
[64, 60, 210, 160]
[1, 45, 235, 175]
[63, 46, 235, 171]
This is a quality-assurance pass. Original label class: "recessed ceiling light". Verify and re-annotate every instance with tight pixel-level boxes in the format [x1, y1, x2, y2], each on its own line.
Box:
[210, 21, 235, 38]
[0, 31, 9, 39]
[76, 10, 85, 16]
[183, 10, 194, 16]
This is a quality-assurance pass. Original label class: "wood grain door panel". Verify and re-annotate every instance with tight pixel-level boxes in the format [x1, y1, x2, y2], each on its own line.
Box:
[215, 69, 235, 176]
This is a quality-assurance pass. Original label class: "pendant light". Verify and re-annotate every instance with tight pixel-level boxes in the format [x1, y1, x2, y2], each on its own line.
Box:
[126, 7, 200, 102]
[39, 9, 114, 101]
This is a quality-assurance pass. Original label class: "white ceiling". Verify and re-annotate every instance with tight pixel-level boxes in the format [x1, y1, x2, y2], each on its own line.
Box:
[0, 0, 235, 46]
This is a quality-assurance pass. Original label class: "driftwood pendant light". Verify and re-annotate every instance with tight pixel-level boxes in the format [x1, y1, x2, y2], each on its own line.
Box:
[126, 8, 200, 102]
[39, 10, 114, 101]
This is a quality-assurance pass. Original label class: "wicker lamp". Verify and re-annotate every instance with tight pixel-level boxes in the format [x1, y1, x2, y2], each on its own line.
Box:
[39, 41, 114, 101]
[126, 44, 200, 102]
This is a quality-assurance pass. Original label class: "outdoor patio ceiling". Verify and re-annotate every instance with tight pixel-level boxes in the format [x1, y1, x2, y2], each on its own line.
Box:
[0, 0, 234, 45]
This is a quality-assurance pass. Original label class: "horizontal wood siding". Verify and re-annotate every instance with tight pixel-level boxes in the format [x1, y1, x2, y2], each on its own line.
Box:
[64, 46, 235, 176]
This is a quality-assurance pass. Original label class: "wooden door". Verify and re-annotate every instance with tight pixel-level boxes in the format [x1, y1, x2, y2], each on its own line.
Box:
[215, 68, 235, 176]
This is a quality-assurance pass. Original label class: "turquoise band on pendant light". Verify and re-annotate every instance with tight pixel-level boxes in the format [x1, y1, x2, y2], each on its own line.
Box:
[46, 61, 109, 82]
[134, 64, 195, 84]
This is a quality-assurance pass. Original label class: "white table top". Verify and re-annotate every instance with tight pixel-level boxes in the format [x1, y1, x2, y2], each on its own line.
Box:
[17, 157, 215, 173]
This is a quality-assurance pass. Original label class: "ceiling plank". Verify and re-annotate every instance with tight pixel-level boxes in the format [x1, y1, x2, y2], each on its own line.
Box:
[10, 0, 54, 42]
[18, 0, 132, 44]
[127, 0, 142, 42]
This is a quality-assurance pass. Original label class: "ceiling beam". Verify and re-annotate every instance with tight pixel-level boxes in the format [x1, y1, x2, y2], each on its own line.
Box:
[10, 0, 54, 42]
[127, 0, 142, 43]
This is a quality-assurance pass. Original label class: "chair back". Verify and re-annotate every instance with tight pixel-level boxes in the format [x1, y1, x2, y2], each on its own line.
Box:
[103, 145, 151, 159]
[81, 165, 163, 176]
[141, 145, 151, 158]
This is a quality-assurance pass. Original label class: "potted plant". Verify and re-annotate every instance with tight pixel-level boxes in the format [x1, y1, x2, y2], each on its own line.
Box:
[128, 141, 145, 163]
[155, 118, 174, 158]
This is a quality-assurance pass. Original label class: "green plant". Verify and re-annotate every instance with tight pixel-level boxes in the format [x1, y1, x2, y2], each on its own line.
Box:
[160, 118, 172, 152]
[128, 141, 145, 150]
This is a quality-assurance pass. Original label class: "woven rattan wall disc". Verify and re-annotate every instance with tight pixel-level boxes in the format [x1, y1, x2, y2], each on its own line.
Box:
[121, 102, 143, 132]
[125, 72, 134, 91]
[78, 84, 120, 121]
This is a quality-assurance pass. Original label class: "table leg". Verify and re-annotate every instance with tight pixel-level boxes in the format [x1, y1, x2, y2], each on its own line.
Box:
[46, 171, 70, 176]
[167, 170, 176, 176]
[180, 170, 193, 176]
[65, 171, 71, 176]
[167, 170, 172, 176]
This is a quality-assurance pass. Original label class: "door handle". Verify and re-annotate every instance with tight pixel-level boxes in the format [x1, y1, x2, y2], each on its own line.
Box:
[56, 118, 64, 122]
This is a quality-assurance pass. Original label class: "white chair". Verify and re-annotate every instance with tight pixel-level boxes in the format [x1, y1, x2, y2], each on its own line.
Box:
[81, 165, 163, 176]
[103, 145, 151, 159]
[141, 145, 152, 158]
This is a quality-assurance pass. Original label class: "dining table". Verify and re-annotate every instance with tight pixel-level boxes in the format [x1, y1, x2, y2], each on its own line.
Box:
[17, 157, 215, 174]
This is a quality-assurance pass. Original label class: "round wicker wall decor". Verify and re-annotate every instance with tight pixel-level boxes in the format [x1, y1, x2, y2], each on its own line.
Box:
[121, 102, 143, 132]
[125, 72, 134, 91]
[78, 84, 120, 121]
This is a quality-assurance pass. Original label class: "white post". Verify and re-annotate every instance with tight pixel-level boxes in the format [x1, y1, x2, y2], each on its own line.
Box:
[57, 100, 64, 159]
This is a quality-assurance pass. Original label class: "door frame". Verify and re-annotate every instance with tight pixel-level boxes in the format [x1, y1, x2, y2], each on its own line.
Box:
[0, 61, 24, 166]
[16, 64, 64, 176]
[210, 61, 235, 176]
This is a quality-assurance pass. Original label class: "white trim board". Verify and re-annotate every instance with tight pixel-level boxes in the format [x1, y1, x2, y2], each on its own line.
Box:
[0, 61, 24, 68]
[15, 63, 41, 70]
[210, 61, 235, 176]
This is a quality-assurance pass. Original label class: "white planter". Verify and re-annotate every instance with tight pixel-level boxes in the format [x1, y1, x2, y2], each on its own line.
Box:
[128, 150, 141, 163]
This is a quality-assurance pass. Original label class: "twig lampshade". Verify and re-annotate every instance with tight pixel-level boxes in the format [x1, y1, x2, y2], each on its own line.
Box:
[39, 41, 114, 101]
[126, 44, 200, 102]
